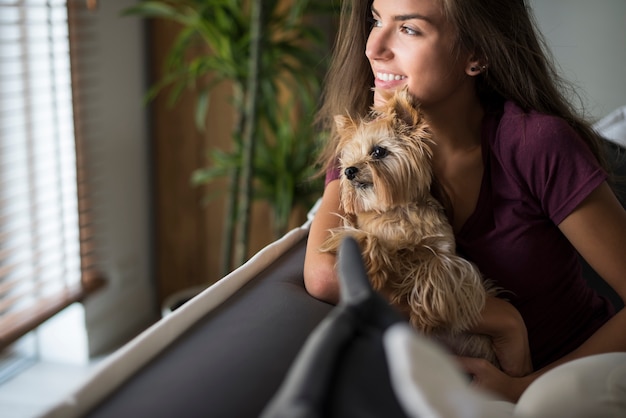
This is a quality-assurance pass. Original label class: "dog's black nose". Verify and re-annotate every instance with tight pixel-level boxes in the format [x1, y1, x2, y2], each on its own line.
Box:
[344, 166, 358, 180]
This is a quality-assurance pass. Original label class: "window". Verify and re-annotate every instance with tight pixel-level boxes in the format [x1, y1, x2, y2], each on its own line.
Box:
[0, 0, 104, 351]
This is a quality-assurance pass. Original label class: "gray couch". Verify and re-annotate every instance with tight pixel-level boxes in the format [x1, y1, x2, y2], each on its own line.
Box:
[43, 139, 624, 418]
[79, 139, 625, 418]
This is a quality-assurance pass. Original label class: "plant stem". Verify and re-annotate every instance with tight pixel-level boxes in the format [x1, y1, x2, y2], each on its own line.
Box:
[220, 85, 244, 276]
[220, 167, 238, 275]
[234, 0, 263, 266]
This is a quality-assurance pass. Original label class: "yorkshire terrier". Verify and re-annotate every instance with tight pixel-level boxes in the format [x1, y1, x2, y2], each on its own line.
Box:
[320, 88, 500, 367]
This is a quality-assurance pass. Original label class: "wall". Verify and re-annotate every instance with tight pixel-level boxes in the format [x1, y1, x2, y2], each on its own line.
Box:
[529, 0, 626, 120]
[78, 0, 156, 357]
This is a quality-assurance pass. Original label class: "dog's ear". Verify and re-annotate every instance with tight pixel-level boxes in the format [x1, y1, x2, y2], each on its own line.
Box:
[390, 88, 422, 127]
[372, 87, 422, 128]
[334, 114, 357, 138]
[371, 88, 395, 118]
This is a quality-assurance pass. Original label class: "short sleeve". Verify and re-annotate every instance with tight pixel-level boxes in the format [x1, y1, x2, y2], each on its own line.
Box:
[325, 162, 341, 187]
[498, 107, 607, 225]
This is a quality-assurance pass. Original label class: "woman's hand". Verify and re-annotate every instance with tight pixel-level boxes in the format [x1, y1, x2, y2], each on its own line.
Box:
[457, 356, 531, 402]
[453, 297, 533, 401]
[472, 296, 533, 377]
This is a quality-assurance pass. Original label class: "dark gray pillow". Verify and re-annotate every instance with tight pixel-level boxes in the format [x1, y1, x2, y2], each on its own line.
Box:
[261, 237, 409, 418]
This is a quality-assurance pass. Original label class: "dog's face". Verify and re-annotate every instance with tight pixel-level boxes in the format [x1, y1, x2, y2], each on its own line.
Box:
[335, 89, 433, 214]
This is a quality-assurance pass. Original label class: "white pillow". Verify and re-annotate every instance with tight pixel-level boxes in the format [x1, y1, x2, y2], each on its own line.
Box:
[383, 324, 516, 418]
[593, 105, 626, 147]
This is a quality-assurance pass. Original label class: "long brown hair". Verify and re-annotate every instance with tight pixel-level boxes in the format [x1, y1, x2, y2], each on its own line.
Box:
[315, 0, 608, 174]
[315, 0, 374, 173]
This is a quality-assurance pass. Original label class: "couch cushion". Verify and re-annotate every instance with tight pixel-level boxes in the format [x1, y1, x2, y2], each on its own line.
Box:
[87, 237, 333, 418]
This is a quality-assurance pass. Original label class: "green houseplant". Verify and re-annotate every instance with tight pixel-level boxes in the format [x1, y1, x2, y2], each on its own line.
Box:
[124, 0, 333, 275]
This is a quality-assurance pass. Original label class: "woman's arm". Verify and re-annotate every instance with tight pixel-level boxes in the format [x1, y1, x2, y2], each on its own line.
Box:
[461, 181, 626, 401]
[551, 181, 626, 358]
[303, 179, 343, 304]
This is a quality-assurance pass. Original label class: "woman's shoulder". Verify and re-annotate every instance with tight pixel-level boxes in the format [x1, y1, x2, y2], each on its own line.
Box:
[486, 101, 605, 214]
[497, 101, 578, 151]
[487, 100, 592, 173]
[488, 100, 600, 172]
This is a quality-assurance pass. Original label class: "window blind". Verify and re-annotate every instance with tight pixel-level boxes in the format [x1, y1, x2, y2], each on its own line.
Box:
[0, 0, 104, 351]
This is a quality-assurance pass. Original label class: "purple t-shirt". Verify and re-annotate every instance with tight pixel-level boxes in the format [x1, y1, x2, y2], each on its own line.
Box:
[325, 101, 614, 369]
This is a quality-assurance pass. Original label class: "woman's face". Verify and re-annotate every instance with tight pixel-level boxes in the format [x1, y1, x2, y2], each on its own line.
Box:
[366, 0, 472, 109]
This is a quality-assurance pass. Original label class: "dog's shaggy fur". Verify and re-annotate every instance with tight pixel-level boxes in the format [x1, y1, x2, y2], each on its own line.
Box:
[320, 89, 500, 366]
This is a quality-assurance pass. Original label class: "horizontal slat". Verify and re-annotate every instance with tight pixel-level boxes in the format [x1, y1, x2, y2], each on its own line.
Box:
[0, 173, 78, 204]
[0, 54, 72, 75]
[0, 267, 82, 310]
[0, 5, 69, 24]
[0, 262, 82, 299]
[0, 158, 77, 181]
[0, 260, 82, 289]
[0, 233, 81, 269]
[0, 116, 74, 139]
[0, 45, 71, 62]
[0, 79, 73, 101]
[0, 17, 69, 29]
[0, 195, 79, 220]
[0, 193, 79, 219]
[0, 217, 81, 250]
[0, 0, 67, 5]
[0, 258, 81, 289]
[0, 274, 106, 351]
[1, 64, 72, 80]
[0, 27, 69, 44]
[0, 224, 81, 259]
[0, 238, 96, 282]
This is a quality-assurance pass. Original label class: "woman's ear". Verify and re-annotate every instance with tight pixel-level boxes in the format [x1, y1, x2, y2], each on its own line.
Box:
[465, 53, 488, 76]
[466, 58, 487, 76]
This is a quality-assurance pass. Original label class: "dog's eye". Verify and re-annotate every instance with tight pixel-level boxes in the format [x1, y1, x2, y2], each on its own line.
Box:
[371, 146, 388, 159]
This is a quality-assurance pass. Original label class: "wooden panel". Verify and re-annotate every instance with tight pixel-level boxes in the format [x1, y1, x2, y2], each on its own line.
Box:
[149, 19, 215, 304]
[148, 19, 278, 305]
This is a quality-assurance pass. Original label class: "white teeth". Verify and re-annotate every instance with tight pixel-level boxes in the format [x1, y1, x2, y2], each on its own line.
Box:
[377, 72, 406, 81]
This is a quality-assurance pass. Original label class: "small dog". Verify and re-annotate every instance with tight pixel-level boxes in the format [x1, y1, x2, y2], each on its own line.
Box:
[320, 89, 500, 367]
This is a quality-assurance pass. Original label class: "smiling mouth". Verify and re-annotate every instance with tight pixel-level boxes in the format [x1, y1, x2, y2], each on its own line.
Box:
[376, 72, 406, 81]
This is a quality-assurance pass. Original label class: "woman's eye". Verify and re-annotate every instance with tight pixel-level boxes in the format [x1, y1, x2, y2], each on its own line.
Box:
[401, 25, 420, 36]
[371, 146, 388, 159]
[368, 17, 382, 29]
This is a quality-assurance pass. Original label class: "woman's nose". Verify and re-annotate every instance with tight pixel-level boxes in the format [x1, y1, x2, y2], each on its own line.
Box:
[365, 29, 392, 61]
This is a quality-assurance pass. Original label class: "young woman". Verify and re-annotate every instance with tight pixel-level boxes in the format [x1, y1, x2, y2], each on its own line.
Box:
[303, 0, 626, 407]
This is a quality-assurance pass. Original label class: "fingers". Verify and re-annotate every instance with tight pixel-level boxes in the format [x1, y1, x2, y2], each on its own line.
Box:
[457, 356, 527, 402]
[457, 356, 492, 380]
